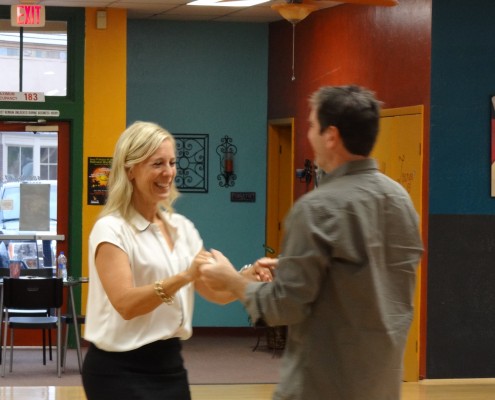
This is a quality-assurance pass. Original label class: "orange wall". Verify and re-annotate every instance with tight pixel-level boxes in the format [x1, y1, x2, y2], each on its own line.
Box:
[82, 8, 127, 314]
[268, 0, 431, 375]
[269, 0, 431, 198]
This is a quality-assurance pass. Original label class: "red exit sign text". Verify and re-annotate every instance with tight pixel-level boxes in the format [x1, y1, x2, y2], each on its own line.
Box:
[11, 5, 46, 27]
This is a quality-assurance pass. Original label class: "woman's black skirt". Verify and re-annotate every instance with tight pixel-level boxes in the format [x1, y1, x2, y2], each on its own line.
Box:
[82, 338, 191, 400]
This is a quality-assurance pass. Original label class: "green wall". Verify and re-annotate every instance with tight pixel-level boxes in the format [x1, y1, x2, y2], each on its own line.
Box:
[0, 5, 85, 299]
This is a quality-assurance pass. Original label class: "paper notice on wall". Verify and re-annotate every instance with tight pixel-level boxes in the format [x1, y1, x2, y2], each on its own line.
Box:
[0, 199, 13, 211]
[19, 183, 50, 231]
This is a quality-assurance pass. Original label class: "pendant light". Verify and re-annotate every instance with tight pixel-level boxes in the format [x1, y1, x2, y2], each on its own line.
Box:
[271, 1, 317, 81]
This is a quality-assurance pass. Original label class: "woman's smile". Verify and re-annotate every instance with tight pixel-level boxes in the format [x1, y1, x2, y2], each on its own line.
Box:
[129, 139, 177, 219]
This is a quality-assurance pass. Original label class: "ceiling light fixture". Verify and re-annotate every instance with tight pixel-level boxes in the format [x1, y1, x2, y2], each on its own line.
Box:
[187, 0, 270, 7]
[271, 0, 317, 81]
[271, 1, 316, 24]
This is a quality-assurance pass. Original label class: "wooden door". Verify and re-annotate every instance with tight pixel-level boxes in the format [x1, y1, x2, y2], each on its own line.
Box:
[266, 119, 294, 256]
[372, 106, 423, 381]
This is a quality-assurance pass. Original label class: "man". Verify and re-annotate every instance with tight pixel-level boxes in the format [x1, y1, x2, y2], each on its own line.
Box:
[201, 85, 424, 400]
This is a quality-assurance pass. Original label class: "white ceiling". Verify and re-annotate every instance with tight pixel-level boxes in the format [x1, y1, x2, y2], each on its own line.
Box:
[0, 0, 342, 23]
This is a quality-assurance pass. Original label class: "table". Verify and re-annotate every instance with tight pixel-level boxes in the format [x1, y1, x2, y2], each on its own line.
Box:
[64, 277, 87, 372]
[0, 276, 87, 373]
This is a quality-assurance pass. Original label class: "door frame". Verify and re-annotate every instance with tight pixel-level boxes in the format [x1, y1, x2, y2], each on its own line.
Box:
[0, 120, 70, 345]
[0, 121, 69, 254]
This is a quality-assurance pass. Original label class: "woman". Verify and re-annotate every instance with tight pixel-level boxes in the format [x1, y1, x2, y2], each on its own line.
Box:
[82, 121, 266, 399]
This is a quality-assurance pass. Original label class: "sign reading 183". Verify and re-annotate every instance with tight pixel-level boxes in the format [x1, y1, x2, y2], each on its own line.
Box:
[10, 5, 45, 27]
[0, 92, 45, 102]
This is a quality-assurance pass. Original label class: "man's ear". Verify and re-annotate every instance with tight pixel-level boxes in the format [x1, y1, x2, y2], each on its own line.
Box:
[324, 125, 340, 149]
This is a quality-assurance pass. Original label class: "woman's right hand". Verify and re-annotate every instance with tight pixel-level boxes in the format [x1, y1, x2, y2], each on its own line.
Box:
[187, 249, 215, 282]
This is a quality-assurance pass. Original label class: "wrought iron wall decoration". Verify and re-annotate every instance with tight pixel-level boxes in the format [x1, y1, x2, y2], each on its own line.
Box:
[174, 134, 208, 193]
[216, 135, 237, 188]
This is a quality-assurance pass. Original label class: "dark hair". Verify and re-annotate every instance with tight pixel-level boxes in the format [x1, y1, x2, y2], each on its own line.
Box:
[309, 85, 381, 156]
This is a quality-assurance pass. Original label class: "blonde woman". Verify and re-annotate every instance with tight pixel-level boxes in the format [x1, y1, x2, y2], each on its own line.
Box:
[82, 121, 268, 400]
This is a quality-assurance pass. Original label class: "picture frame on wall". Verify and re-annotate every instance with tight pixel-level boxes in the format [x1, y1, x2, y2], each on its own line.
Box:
[491, 96, 495, 196]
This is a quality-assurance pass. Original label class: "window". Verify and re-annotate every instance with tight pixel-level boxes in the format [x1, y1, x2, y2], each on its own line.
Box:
[0, 19, 67, 96]
[7, 145, 33, 179]
[1, 131, 58, 181]
[40, 146, 57, 180]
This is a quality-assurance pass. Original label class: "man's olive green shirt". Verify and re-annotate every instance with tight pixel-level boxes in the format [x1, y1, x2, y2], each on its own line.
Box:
[244, 159, 423, 400]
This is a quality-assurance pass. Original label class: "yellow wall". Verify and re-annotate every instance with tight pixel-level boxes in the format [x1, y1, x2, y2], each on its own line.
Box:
[82, 8, 127, 313]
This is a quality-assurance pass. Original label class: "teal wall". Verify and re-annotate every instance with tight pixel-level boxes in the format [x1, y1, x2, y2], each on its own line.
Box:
[127, 20, 269, 326]
[430, 0, 495, 215]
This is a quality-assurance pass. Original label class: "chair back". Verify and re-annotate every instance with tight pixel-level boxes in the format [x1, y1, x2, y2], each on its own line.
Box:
[2, 277, 63, 310]
[21, 268, 54, 278]
[0, 267, 53, 278]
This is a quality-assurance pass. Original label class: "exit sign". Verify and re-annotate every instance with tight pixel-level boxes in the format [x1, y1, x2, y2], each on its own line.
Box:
[11, 4, 45, 27]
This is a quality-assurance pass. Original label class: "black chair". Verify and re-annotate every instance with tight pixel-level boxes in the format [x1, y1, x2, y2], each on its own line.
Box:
[0, 268, 55, 364]
[1, 277, 63, 377]
[0, 266, 49, 277]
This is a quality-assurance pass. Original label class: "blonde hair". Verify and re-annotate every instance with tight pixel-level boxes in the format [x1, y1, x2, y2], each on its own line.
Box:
[100, 121, 179, 221]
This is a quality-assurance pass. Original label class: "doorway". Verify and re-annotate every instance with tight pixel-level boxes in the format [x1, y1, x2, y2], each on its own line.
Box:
[0, 120, 70, 346]
[372, 105, 424, 381]
[266, 119, 294, 256]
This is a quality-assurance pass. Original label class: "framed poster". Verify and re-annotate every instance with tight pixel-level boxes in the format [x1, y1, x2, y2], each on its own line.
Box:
[88, 157, 112, 205]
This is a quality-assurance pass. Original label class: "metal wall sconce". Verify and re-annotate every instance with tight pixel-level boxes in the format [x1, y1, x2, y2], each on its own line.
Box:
[295, 159, 313, 184]
[216, 135, 237, 188]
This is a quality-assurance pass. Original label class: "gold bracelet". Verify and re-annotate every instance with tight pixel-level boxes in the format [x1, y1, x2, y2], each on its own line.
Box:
[154, 280, 174, 305]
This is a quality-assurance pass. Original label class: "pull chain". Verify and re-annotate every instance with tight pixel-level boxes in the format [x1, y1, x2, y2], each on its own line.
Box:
[291, 22, 296, 81]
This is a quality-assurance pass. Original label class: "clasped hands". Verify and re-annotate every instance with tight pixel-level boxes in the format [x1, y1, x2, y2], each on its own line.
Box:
[192, 249, 277, 293]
